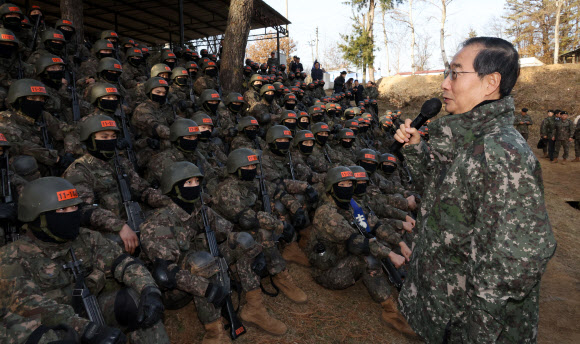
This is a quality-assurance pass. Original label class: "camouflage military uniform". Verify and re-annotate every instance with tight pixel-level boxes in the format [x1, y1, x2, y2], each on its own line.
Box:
[140, 201, 261, 324]
[553, 117, 574, 159]
[539, 115, 553, 155]
[307, 142, 340, 173]
[131, 98, 176, 166]
[0, 56, 34, 109]
[513, 113, 532, 140]
[0, 228, 169, 343]
[398, 97, 556, 342]
[230, 132, 266, 152]
[167, 83, 195, 118]
[193, 75, 218, 97]
[248, 99, 282, 128]
[574, 118, 580, 159]
[243, 89, 261, 111]
[121, 63, 148, 91]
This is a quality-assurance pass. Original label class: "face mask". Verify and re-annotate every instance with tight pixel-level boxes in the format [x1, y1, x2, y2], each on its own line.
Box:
[238, 168, 257, 181]
[289, 75, 295, 80]
[312, 115, 323, 123]
[354, 182, 367, 196]
[327, 110, 336, 117]
[30, 14, 41, 24]
[244, 128, 257, 140]
[189, 70, 198, 78]
[382, 164, 396, 174]
[177, 183, 201, 201]
[150, 93, 167, 105]
[341, 140, 353, 149]
[174, 77, 188, 87]
[263, 94, 275, 104]
[97, 98, 119, 113]
[31, 209, 81, 243]
[229, 103, 243, 113]
[0, 44, 16, 59]
[19, 98, 45, 120]
[165, 61, 176, 69]
[102, 71, 120, 83]
[98, 52, 113, 59]
[297, 120, 309, 130]
[205, 68, 218, 77]
[284, 121, 297, 131]
[359, 161, 377, 173]
[297, 94, 303, 100]
[3, 17, 21, 30]
[88, 138, 117, 161]
[177, 137, 198, 152]
[270, 141, 290, 155]
[203, 102, 219, 114]
[171, 184, 200, 213]
[61, 30, 75, 41]
[299, 143, 314, 154]
[244, 71, 252, 77]
[332, 184, 353, 203]
[45, 70, 65, 83]
[199, 130, 212, 141]
[252, 83, 262, 92]
[315, 134, 328, 146]
[46, 41, 64, 54]
[359, 126, 368, 133]
[128, 58, 143, 67]
[285, 103, 296, 110]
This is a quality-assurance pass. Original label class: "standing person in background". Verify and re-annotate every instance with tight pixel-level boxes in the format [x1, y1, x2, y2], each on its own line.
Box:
[514, 107, 533, 141]
[289, 56, 303, 74]
[311, 61, 324, 81]
[334, 71, 347, 93]
[573, 113, 580, 162]
[540, 109, 554, 158]
[267, 51, 278, 67]
[552, 110, 574, 164]
[352, 79, 364, 104]
[345, 77, 354, 91]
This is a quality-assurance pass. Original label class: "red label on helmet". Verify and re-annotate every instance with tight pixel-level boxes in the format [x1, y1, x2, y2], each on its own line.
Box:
[142, 47, 149, 52]
[105, 87, 117, 93]
[167, 53, 175, 57]
[208, 61, 216, 66]
[250, 119, 258, 125]
[387, 156, 396, 162]
[32, 5, 40, 9]
[110, 32, 118, 37]
[288, 95, 296, 99]
[267, 85, 274, 90]
[349, 121, 359, 126]
[357, 118, 363, 122]
[287, 113, 296, 117]
[30, 86, 46, 93]
[211, 93, 220, 99]
[164, 66, 171, 71]
[314, 107, 320, 111]
[321, 125, 328, 129]
[283, 130, 291, 136]
[354, 172, 366, 178]
[57, 189, 78, 201]
[0, 133, 6, 141]
[364, 154, 375, 160]
[1, 34, 15, 41]
[51, 57, 63, 63]
[9, 7, 19, 12]
[248, 155, 258, 162]
[53, 33, 64, 39]
[134, 49, 140, 53]
[129, 39, 135, 44]
[181, 70, 188, 74]
[188, 126, 199, 132]
[237, 96, 244, 101]
[101, 120, 117, 127]
[340, 171, 353, 178]
[346, 131, 354, 136]
[106, 43, 113, 48]
[113, 64, 121, 69]
[158, 79, 168, 85]
[305, 133, 314, 138]
[62, 20, 72, 25]
[202, 118, 213, 124]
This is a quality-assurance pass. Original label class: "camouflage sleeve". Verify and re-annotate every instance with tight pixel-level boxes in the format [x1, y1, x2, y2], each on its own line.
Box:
[213, 180, 254, 224]
[205, 206, 234, 242]
[513, 114, 519, 126]
[121, 156, 170, 208]
[256, 211, 284, 232]
[312, 204, 355, 243]
[374, 223, 403, 247]
[140, 211, 182, 264]
[401, 141, 431, 195]
[87, 206, 125, 233]
[131, 105, 170, 139]
[464, 138, 556, 339]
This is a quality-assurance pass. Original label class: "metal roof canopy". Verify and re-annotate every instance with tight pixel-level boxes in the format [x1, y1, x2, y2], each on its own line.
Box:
[14, 0, 290, 46]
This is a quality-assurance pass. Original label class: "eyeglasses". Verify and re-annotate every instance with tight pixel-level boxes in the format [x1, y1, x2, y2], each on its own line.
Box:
[444, 68, 478, 80]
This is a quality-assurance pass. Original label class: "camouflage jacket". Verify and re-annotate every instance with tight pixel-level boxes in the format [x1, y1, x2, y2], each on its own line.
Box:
[193, 75, 218, 97]
[554, 118, 574, 140]
[230, 134, 266, 152]
[539, 116, 553, 137]
[0, 228, 157, 335]
[131, 99, 176, 141]
[167, 84, 195, 118]
[243, 89, 261, 111]
[398, 96, 557, 342]
[363, 86, 379, 100]
[513, 113, 532, 134]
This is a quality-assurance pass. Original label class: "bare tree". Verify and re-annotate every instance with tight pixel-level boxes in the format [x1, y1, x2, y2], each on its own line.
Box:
[415, 33, 432, 71]
[390, 0, 416, 73]
[60, 0, 84, 41]
[485, 15, 506, 38]
[380, 3, 391, 75]
[554, 0, 564, 64]
[321, 42, 351, 71]
[221, 0, 255, 94]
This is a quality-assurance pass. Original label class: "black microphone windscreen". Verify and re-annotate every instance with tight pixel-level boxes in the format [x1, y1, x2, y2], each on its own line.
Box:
[421, 98, 443, 119]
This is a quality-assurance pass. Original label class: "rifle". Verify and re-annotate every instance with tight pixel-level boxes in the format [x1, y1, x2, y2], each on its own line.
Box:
[253, 139, 272, 214]
[29, 15, 41, 51]
[287, 151, 296, 180]
[38, 117, 59, 176]
[199, 191, 247, 339]
[351, 201, 405, 291]
[16, 52, 23, 80]
[63, 248, 106, 325]
[394, 151, 413, 185]
[114, 103, 139, 171]
[113, 150, 144, 256]
[64, 43, 81, 122]
[322, 146, 332, 164]
[1, 151, 18, 243]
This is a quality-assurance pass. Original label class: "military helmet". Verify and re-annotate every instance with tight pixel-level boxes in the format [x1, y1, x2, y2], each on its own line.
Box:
[259, 84, 275, 97]
[266, 125, 293, 144]
[119, 37, 135, 47]
[169, 118, 199, 142]
[324, 166, 355, 192]
[249, 74, 264, 86]
[280, 110, 297, 123]
[224, 92, 245, 105]
[337, 128, 355, 140]
[144, 77, 169, 95]
[34, 54, 64, 75]
[345, 107, 361, 116]
[349, 165, 369, 181]
[272, 82, 284, 92]
[356, 148, 378, 163]
[379, 115, 391, 126]
[79, 114, 120, 141]
[7, 79, 48, 105]
[97, 57, 123, 73]
[89, 82, 121, 104]
[226, 148, 260, 174]
[297, 110, 310, 121]
[151, 63, 172, 77]
[0, 28, 18, 45]
[55, 18, 74, 31]
[353, 116, 364, 124]
[308, 105, 324, 115]
[186, 61, 199, 70]
[293, 130, 315, 146]
[161, 50, 176, 62]
[283, 93, 297, 104]
[41, 29, 65, 44]
[200, 89, 221, 103]
[100, 30, 119, 41]
[91, 39, 115, 54]
[192, 112, 213, 127]
[171, 67, 189, 81]
[362, 113, 373, 121]
[18, 177, 82, 222]
[0, 4, 24, 19]
[0, 132, 10, 147]
[201, 60, 217, 71]
[311, 122, 330, 135]
[126, 47, 143, 58]
[344, 119, 359, 129]
[237, 116, 259, 131]
[160, 161, 203, 195]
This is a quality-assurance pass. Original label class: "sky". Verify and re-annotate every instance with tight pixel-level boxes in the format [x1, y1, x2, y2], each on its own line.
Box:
[251, 0, 507, 77]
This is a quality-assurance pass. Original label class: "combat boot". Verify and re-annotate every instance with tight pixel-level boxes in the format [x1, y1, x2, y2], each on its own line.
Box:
[380, 297, 418, 338]
[272, 269, 308, 303]
[202, 318, 231, 344]
[561, 158, 567, 165]
[573, 157, 580, 162]
[282, 241, 311, 266]
[552, 158, 558, 163]
[240, 289, 287, 335]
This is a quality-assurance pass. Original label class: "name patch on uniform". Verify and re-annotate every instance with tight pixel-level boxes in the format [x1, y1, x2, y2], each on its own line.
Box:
[105, 87, 117, 93]
[101, 120, 117, 127]
[340, 171, 353, 178]
[30, 86, 46, 93]
[354, 172, 366, 178]
[57, 189, 78, 201]
[248, 155, 258, 162]
[188, 126, 199, 132]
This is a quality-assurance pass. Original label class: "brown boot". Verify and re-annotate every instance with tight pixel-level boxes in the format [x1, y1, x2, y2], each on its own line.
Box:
[552, 158, 558, 163]
[282, 241, 311, 266]
[240, 289, 287, 336]
[202, 318, 231, 344]
[561, 159, 567, 165]
[272, 269, 308, 303]
[380, 298, 418, 338]
[573, 157, 580, 162]
[543, 153, 548, 158]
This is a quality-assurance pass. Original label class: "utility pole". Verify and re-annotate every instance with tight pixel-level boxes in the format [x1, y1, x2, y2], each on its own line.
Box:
[315, 27, 319, 61]
[307, 39, 315, 63]
[285, 0, 288, 35]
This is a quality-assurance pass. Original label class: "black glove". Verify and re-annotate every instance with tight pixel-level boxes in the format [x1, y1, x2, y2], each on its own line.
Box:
[177, 100, 188, 112]
[292, 208, 307, 229]
[81, 322, 126, 344]
[281, 221, 295, 243]
[204, 282, 228, 307]
[228, 127, 238, 138]
[346, 233, 370, 256]
[331, 124, 343, 134]
[305, 185, 318, 203]
[146, 138, 160, 150]
[57, 153, 76, 170]
[116, 138, 130, 150]
[136, 286, 164, 329]
[0, 202, 16, 221]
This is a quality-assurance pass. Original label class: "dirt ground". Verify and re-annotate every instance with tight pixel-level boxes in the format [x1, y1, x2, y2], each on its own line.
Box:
[165, 65, 580, 343]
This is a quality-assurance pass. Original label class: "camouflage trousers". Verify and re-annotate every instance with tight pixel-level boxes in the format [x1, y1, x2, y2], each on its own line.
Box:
[554, 140, 570, 159]
[575, 138, 580, 158]
[312, 255, 391, 303]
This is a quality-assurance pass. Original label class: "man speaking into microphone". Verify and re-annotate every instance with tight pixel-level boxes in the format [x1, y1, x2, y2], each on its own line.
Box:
[393, 37, 556, 343]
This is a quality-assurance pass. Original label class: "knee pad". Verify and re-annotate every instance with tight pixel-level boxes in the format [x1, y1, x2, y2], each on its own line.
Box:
[183, 251, 218, 279]
[229, 232, 261, 258]
[114, 287, 140, 330]
[364, 255, 381, 272]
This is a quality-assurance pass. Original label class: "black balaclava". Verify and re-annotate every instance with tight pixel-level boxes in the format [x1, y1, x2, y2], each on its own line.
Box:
[341, 140, 353, 149]
[198, 129, 212, 142]
[0, 43, 17, 59]
[165, 61, 176, 69]
[203, 102, 219, 115]
[228, 103, 243, 114]
[359, 160, 377, 173]
[269, 141, 290, 156]
[238, 167, 257, 181]
[176, 137, 198, 152]
[17, 98, 45, 121]
[381, 163, 396, 174]
[315, 133, 328, 146]
[297, 119, 310, 130]
[263, 94, 275, 104]
[331, 183, 353, 208]
[244, 128, 258, 140]
[298, 142, 314, 155]
[41, 70, 65, 89]
[46, 41, 64, 55]
[205, 68, 218, 78]
[87, 136, 117, 161]
[150, 92, 167, 105]
[283, 121, 297, 131]
[30, 209, 81, 243]
[101, 71, 120, 83]
[3, 17, 22, 31]
[354, 181, 367, 197]
[97, 98, 119, 113]
[284, 102, 296, 111]
[170, 182, 201, 214]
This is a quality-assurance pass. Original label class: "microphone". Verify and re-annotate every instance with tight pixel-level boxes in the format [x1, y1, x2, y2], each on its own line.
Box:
[389, 98, 442, 153]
